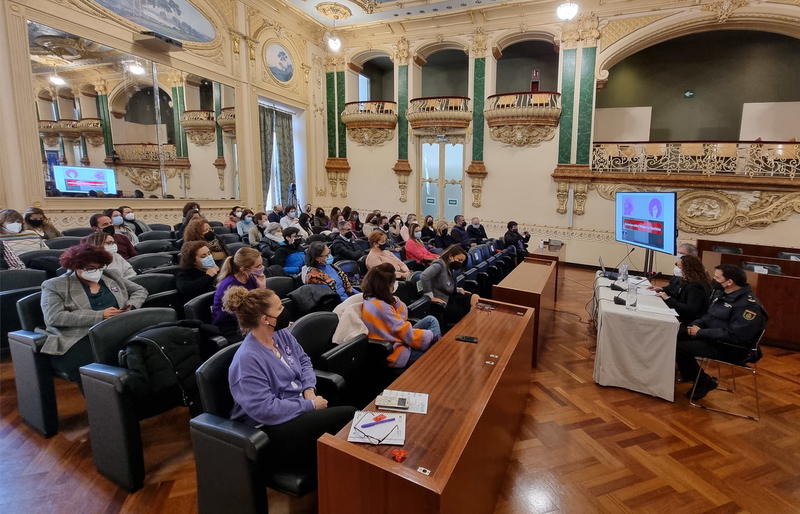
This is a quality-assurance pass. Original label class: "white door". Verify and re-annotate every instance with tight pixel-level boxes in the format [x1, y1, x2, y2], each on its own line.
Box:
[419, 142, 464, 222]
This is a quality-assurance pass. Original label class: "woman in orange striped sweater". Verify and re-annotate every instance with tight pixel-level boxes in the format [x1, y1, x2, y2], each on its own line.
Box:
[360, 263, 441, 369]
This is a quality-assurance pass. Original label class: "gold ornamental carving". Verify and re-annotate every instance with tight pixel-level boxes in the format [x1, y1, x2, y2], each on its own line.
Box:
[703, 0, 748, 22]
[560, 13, 600, 49]
[465, 161, 488, 208]
[214, 157, 227, 190]
[118, 166, 188, 192]
[471, 28, 488, 58]
[325, 157, 351, 198]
[556, 182, 569, 214]
[393, 159, 413, 203]
[573, 182, 588, 215]
[187, 131, 216, 147]
[346, 128, 395, 147]
[316, 2, 353, 20]
[396, 37, 410, 66]
[592, 183, 647, 202]
[488, 125, 557, 148]
[600, 14, 673, 51]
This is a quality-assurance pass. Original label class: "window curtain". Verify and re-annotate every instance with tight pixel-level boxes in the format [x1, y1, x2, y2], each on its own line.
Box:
[274, 111, 295, 206]
[258, 106, 275, 207]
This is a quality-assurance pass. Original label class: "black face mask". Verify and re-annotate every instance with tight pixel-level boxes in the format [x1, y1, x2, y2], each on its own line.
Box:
[382, 223, 390, 231]
[306, 206, 312, 212]
[427, 221, 433, 226]
[379, 243, 389, 251]
[461, 221, 467, 228]
[711, 279, 726, 290]
[449, 261, 464, 270]
[28, 219, 44, 227]
[441, 229, 448, 236]
[102, 226, 115, 236]
[292, 240, 302, 248]
[344, 231, 353, 238]
[204, 231, 216, 241]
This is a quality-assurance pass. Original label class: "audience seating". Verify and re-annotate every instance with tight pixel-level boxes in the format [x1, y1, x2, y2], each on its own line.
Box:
[45, 236, 84, 249]
[357, 255, 368, 276]
[227, 242, 249, 256]
[219, 233, 241, 245]
[61, 227, 94, 237]
[190, 342, 344, 514]
[139, 231, 175, 241]
[712, 245, 744, 255]
[207, 221, 224, 228]
[184, 291, 215, 325]
[147, 223, 173, 232]
[311, 226, 326, 234]
[19, 249, 64, 267]
[265, 276, 298, 299]
[334, 260, 360, 284]
[355, 239, 370, 252]
[134, 240, 176, 255]
[0, 286, 41, 354]
[306, 234, 328, 244]
[212, 226, 234, 236]
[742, 261, 783, 275]
[128, 273, 178, 309]
[0, 269, 48, 290]
[141, 264, 183, 277]
[127, 253, 175, 274]
[777, 252, 800, 261]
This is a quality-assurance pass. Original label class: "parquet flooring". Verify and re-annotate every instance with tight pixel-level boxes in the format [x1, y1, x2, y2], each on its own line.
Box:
[2, 267, 800, 513]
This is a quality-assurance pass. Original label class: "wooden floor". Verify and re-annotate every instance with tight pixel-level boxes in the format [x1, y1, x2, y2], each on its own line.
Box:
[3, 267, 800, 514]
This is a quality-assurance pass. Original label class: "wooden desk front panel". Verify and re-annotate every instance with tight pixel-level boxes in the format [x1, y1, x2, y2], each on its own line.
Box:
[493, 259, 556, 367]
[697, 239, 800, 261]
[318, 302, 534, 514]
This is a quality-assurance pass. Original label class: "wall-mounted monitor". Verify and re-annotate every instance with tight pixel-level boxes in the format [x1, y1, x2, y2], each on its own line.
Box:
[53, 166, 118, 195]
[615, 191, 677, 255]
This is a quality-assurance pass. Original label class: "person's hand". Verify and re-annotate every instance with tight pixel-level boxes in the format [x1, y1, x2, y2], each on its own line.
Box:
[457, 287, 467, 294]
[313, 396, 328, 410]
[647, 286, 663, 292]
[431, 297, 446, 305]
[254, 272, 267, 289]
[655, 292, 669, 300]
[205, 265, 220, 277]
[687, 325, 700, 337]
[523, 231, 530, 237]
[102, 307, 125, 319]
[303, 388, 316, 400]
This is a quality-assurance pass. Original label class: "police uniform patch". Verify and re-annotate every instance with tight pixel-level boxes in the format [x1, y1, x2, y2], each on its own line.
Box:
[743, 309, 757, 321]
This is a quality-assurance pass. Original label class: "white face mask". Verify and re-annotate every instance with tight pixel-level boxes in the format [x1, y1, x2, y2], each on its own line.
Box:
[5, 222, 22, 234]
[673, 266, 682, 277]
[106, 243, 118, 255]
[235, 212, 243, 218]
[80, 269, 104, 282]
[124, 213, 135, 221]
[392, 281, 399, 293]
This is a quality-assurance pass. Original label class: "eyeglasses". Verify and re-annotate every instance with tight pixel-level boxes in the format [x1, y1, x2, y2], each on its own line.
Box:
[80, 265, 107, 273]
[351, 412, 399, 445]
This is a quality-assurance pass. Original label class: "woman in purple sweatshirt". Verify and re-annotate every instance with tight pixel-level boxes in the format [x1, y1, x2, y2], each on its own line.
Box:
[223, 286, 356, 472]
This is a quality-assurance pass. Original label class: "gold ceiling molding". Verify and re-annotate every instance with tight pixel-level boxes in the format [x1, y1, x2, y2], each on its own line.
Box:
[316, 2, 353, 20]
[471, 28, 489, 58]
[600, 14, 674, 51]
[247, 6, 286, 39]
[396, 37, 410, 65]
[702, 0, 749, 22]
[560, 13, 601, 49]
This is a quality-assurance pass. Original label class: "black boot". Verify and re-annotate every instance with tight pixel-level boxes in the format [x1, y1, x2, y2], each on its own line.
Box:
[687, 373, 718, 400]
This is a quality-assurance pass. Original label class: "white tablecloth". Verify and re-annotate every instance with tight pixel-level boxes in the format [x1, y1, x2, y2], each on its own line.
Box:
[591, 273, 680, 402]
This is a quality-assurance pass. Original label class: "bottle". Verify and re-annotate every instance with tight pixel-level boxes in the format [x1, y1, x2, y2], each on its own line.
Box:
[620, 263, 629, 284]
[626, 282, 638, 311]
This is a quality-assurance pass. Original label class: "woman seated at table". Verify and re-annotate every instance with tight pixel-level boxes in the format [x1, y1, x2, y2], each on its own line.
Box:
[365, 231, 411, 279]
[176, 241, 219, 310]
[38, 243, 147, 392]
[404, 223, 440, 265]
[184, 218, 230, 262]
[360, 263, 440, 368]
[224, 286, 356, 473]
[85, 231, 136, 279]
[655, 254, 712, 326]
[421, 245, 480, 326]
[212, 247, 266, 342]
[301, 241, 354, 302]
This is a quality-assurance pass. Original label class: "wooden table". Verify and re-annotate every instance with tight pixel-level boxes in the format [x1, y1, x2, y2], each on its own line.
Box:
[527, 243, 565, 301]
[492, 257, 556, 367]
[318, 300, 534, 514]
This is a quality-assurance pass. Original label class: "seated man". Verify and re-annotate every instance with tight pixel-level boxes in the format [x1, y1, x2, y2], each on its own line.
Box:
[649, 243, 698, 296]
[676, 263, 768, 400]
[466, 217, 488, 244]
[399, 213, 417, 241]
[267, 205, 284, 223]
[451, 214, 472, 250]
[83, 214, 137, 260]
[330, 220, 365, 262]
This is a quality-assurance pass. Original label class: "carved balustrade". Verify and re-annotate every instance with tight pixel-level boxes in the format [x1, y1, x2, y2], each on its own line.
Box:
[406, 97, 472, 136]
[78, 118, 104, 148]
[113, 143, 178, 162]
[340, 101, 397, 146]
[56, 119, 82, 143]
[216, 107, 236, 138]
[39, 120, 60, 147]
[180, 110, 217, 146]
[484, 91, 562, 147]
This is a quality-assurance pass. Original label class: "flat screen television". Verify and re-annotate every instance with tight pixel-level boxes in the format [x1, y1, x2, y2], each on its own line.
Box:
[53, 166, 118, 195]
[615, 191, 677, 255]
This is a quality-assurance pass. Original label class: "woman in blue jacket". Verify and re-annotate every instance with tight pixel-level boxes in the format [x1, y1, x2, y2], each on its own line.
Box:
[273, 227, 306, 275]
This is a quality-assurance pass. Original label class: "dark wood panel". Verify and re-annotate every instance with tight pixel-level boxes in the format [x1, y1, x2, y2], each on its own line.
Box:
[749, 273, 800, 347]
[716, 253, 800, 278]
[697, 239, 800, 262]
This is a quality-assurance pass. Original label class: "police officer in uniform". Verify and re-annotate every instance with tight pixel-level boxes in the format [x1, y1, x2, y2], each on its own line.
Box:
[676, 263, 768, 400]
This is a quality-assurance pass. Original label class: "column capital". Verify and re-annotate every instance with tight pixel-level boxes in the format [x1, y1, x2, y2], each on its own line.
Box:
[471, 28, 488, 59]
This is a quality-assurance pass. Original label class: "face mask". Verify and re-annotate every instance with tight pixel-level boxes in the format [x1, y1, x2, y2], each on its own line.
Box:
[235, 211, 242, 218]
[379, 243, 389, 251]
[461, 221, 467, 228]
[320, 254, 334, 266]
[382, 223, 390, 231]
[260, 220, 269, 228]
[28, 219, 44, 228]
[414, 231, 422, 238]
[204, 231, 215, 241]
[102, 226, 115, 236]
[288, 212, 296, 218]
[392, 281, 399, 293]
[250, 266, 265, 276]
[245, 217, 253, 223]
[80, 269, 104, 282]
[449, 261, 464, 270]
[106, 243, 118, 255]
[292, 240, 302, 248]
[712, 279, 726, 290]
[441, 229, 448, 235]
[353, 215, 358, 220]
[512, 227, 518, 233]
[427, 220, 433, 226]
[124, 213, 135, 221]
[673, 266, 682, 277]
[5, 222, 22, 234]
[344, 231, 353, 238]
[200, 254, 215, 269]
[472, 223, 480, 228]
[306, 206, 312, 212]
[112, 216, 124, 226]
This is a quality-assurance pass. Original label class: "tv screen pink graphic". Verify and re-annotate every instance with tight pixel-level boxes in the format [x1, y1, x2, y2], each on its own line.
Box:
[53, 166, 117, 194]
[615, 192, 676, 255]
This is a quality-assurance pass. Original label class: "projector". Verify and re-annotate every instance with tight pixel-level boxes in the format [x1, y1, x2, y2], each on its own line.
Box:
[133, 32, 184, 52]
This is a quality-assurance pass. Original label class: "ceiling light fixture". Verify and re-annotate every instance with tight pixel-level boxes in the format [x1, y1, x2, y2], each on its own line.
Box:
[128, 62, 145, 75]
[556, 2, 578, 20]
[325, 20, 341, 52]
[49, 73, 65, 86]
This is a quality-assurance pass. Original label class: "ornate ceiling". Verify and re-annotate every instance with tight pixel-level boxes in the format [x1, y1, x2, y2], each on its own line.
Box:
[28, 20, 124, 75]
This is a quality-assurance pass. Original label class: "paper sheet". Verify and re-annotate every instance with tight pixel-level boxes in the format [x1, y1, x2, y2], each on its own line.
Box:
[377, 389, 429, 414]
[347, 411, 406, 445]
[636, 304, 679, 317]
[637, 288, 658, 296]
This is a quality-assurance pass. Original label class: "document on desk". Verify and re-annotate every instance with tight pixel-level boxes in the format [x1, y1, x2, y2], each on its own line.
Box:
[637, 287, 658, 296]
[637, 304, 679, 317]
[377, 389, 429, 414]
[347, 411, 406, 445]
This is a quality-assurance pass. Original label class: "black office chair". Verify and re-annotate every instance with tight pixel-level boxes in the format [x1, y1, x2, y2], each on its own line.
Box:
[311, 226, 326, 234]
[227, 242, 249, 256]
[208, 221, 224, 228]
[44, 236, 84, 249]
[184, 291, 216, 325]
[689, 329, 766, 421]
[128, 273, 178, 308]
[19, 249, 64, 268]
[357, 255, 369, 276]
[0, 269, 48, 291]
[61, 227, 94, 237]
[741, 262, 782, 275]
[147, 223, 172, 232]
[134, 240, 176, 255]
[0, 286, 40, 354]
[127, 253, 175, 273]
[189, 343, 344, 514]
[265, 276, 298, 299]
[141, 264, 183, 277]
[777, 252, 800, 261]
[213, 226, 235, 236]
[306, 234, 328, 244]
[712, 245, 744, 255]
[138, 231, 175, 241]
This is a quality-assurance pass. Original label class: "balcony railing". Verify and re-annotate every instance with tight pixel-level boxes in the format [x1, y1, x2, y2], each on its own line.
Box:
[56, 119, 82, 142]
[113, 143, 178, 163]
[592, 141, 800, 179]
[406, 96, 472, 132]
[180, 110, 216, 131]
[484, 91, 561, 147]
[78, 118, 104, 148]
[340, 101, 398, 146]
[217, 107, 236, 138]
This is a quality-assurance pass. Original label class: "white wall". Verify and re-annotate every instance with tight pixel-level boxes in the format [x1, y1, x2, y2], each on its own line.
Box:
[740, 102, 800, 141]
[594, 107, 652, 141]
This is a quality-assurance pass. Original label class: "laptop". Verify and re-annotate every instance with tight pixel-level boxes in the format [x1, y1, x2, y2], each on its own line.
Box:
[598, 256, 620, 280]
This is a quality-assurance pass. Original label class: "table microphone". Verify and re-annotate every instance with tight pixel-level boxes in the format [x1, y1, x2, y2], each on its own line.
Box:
[613, 290, 627, 305]
[611, 248, 636, 274]
[609, 281, 626, 292]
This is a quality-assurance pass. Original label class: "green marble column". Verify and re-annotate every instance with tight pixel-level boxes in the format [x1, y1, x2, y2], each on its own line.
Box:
[336, 71, 346, 158]
[397, 64, 408, 160]
[96, 94, 114, 157]
[472, 58, 485, 162]
[326, 71, 337, 158]
[213, 82, 224, 157]
[576, 46, 597, 165]
[171, 86, 188, 158]
[558, 49, 577, 164]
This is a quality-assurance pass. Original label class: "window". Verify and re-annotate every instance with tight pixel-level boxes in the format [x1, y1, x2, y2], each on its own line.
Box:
[358, 74, 370, 102]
